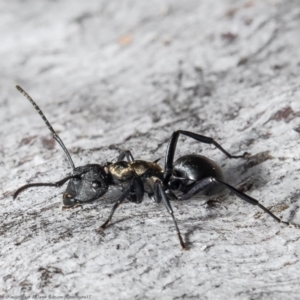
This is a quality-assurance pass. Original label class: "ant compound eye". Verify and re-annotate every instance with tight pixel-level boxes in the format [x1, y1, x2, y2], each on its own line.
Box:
[92, 181, 101, 189]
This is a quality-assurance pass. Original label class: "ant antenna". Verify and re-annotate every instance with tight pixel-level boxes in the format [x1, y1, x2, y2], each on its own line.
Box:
[13, 174, 77, 199]
[16, 85, 75, 170]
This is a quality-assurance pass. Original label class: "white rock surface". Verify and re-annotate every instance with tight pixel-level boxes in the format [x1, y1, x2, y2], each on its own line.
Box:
[1, 0, 300, 298]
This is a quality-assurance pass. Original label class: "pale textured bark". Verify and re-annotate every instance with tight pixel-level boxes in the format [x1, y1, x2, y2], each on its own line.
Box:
[1, 0, 300, 299]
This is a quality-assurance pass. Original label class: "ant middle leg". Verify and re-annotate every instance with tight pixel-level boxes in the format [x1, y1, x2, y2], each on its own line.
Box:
[154, 180, 186, 249]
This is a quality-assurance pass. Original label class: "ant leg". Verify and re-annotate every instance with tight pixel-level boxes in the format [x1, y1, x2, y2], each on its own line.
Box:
[117, 150, 134, 162]
[178, 178, 214, 200]
[98, 178, 144, 231]
[214, 178, 292, 226]
[127, 177, 144, 204]
[148, 189, 177, 202]
[118, 150, 160, 164]
[166, 189, 178, 200]
[180, 177, 294, 227]
[154, 181, 186, 249]
[164, 130, 247, 184]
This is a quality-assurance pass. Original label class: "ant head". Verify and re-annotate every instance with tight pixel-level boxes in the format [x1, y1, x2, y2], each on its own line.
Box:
[63, 164, 110, 206]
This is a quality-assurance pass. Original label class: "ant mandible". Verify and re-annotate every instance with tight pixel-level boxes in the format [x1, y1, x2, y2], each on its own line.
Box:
[14, 86, 296, 249]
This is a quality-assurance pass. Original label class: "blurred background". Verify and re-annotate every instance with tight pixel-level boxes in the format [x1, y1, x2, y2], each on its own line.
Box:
[1, 0, 300, 298]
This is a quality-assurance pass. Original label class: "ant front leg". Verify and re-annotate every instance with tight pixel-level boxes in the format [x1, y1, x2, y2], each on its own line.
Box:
[163, 130, 247, 184]
[97, 177, 144, 231]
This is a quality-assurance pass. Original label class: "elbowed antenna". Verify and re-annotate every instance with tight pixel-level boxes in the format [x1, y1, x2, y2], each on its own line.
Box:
[15, 85, 75, 170]
[13, 174, 77, 199]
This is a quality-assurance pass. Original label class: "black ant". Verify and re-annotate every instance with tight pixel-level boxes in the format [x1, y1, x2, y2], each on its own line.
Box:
[14, 86, 296, 249]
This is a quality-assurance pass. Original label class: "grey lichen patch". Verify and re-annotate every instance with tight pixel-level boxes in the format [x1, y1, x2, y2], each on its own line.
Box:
[265, 106, 300, 124]
[243, 151, 273, 170]
[41, 136, 56, 150]
[237, 180, 254, 193]
[270, 203, 289, 213]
